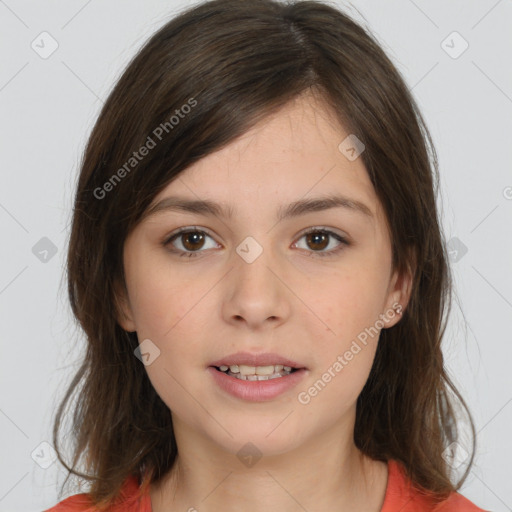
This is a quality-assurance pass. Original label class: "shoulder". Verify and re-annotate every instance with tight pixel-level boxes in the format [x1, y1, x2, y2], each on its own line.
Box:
[44, 493, 96, 512]
[433, 491, 488, 511]
[44, 474, 152, 512]
[380, 459, 488, 512]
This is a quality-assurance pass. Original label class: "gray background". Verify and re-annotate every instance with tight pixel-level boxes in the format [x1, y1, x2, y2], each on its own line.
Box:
[1, 0, 511, 510]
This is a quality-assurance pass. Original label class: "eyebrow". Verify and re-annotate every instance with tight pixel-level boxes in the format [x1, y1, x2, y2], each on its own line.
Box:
[143, 193, 374, 223]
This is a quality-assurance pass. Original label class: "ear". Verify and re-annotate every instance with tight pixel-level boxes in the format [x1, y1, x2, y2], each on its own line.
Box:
[113, 278, 137, 332]
[382, 247, 416, 329]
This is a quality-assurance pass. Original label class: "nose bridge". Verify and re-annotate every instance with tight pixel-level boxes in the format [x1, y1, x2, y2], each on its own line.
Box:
[232, 233, 277, 287]
[223, 233, 287, 323]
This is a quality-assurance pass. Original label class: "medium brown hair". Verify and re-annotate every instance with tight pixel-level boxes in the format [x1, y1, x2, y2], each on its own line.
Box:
[53, 0, 476, 508]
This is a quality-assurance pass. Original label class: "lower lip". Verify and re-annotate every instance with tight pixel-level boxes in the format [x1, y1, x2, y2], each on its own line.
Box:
[207, 366, 307, 402]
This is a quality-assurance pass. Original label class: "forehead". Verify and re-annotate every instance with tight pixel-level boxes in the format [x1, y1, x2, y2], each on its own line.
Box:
[149, 93, 383, 226]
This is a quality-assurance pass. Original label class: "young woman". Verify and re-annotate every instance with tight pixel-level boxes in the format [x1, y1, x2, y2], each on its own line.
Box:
[46, 0, 486, 510]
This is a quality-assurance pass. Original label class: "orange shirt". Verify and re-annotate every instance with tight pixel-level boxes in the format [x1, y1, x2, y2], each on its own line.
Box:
[45, 459, 487, 511]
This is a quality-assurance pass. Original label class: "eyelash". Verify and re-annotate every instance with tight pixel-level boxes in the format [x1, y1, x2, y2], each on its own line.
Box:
[162, 226, 349, 259]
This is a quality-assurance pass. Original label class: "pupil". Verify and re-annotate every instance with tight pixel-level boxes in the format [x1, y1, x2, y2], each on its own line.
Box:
[307, 232, 328, 250]
[183, 232, 204, 250]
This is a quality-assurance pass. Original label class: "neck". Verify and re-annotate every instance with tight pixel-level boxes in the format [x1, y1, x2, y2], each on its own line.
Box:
[150, 415, 388, 512]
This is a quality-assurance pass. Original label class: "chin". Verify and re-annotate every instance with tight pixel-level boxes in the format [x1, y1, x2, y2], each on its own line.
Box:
[202, 417, 308, 461]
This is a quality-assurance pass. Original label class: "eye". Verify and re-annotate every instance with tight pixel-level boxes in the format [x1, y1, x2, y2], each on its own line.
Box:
[162, 226, 349, 259]
[163, 227, 218, 258]
[293, 227, 349, 258]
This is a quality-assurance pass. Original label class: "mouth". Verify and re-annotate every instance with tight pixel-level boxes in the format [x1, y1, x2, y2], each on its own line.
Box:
[207, 362, 308, 401]
[212, 364, 300, 381]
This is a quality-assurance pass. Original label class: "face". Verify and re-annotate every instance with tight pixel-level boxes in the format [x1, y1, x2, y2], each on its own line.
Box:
[117, 91, 411, 459]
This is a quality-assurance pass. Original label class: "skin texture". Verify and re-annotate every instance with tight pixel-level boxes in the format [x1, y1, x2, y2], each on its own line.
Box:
[117, 91, 414, 512]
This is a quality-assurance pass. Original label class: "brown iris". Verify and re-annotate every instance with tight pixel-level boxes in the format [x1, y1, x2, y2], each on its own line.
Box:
[181, 231, 206, 251]
[304, 231, 329, 251]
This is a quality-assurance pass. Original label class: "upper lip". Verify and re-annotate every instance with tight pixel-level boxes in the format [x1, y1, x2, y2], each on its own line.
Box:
[209, 351, 306, 369]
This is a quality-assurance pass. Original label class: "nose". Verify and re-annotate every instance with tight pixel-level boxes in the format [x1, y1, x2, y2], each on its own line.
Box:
[221, 237, 290, 329]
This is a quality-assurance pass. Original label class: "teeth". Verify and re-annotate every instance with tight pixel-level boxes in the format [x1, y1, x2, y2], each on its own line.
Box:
[255, 365, 275, 376]
[215, 363, 300, 380]
[238, 365, 255, 375]
[228, 371, 290, 381]
[224, 364, 291, 375]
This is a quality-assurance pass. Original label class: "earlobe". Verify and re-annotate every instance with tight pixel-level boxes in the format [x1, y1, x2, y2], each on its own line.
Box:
[117, 309, 137, 333]
[381, 299, 404, 329]
[113, 281, 137, 332]
[383, 254, 416, 329]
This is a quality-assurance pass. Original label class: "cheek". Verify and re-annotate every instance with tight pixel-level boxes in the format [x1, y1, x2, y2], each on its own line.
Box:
[318, 272, 386, 347]
[306, 271, 386, 398]
[125, 251, 202, 336]
[300, 300, 380, 414]
[124, 254, 211, 382]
